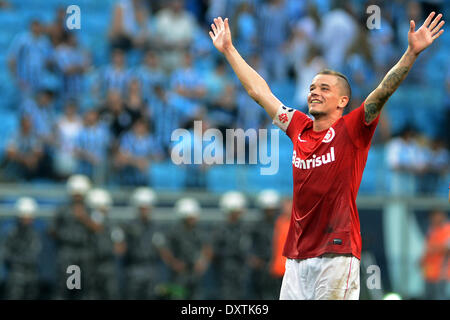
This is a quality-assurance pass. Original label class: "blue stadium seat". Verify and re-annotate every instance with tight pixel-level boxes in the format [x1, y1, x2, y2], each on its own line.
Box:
[150, 161, 186, 191]
[0, 11, 26, 32]
[206, 165, 238, 192]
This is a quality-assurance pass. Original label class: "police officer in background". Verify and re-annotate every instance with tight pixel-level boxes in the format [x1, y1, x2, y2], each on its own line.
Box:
[49, 174, 98, 299]
[249, 189, 281, 299]
[3, 197, 42, 299]
[160, 198, 212, 299]
[86, 188, 121, 299]
[213, 191, 251, 299]
[122, 187, 166, 299]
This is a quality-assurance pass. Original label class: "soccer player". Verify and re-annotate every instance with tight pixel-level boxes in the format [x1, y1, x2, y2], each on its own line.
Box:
[209, 12, 445, 300]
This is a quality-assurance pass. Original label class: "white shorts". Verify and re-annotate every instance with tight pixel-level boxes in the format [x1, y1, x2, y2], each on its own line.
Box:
[279, 254, 360, 300]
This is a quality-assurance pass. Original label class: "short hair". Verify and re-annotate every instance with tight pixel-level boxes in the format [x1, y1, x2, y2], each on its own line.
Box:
[316, 69, 352, 102]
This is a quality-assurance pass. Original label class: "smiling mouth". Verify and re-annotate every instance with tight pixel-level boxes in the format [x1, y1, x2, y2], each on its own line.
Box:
[310, 99, 322, 104]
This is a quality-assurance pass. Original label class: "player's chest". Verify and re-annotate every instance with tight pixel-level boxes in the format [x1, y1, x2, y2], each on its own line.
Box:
[292, 124, 350, 170]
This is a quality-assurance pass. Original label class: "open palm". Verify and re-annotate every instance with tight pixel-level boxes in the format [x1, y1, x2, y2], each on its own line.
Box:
[209, 17, 233, 53]
[408, 12, 445, 55]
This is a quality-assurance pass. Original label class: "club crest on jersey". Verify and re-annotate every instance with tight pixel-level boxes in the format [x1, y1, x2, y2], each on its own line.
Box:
[278, 113, 289, 123]
[322, 127, 335, 143]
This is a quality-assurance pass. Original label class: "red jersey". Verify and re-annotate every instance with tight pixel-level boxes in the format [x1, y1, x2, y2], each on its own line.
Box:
[273, 102, 379, 260]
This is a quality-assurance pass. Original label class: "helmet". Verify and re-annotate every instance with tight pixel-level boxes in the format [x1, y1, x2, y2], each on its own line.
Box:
[130, 187, 157, 208]
[256, 189, 281, 210]
[15, 197, 38, 217]
[175, 197, 200, 218]
[86, 188, 112, 210]
[219, 191, 247, 213]
[66, 174, 91, 196]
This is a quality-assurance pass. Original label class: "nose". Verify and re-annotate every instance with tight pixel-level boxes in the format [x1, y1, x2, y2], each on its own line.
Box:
[309, 91, 320, 100]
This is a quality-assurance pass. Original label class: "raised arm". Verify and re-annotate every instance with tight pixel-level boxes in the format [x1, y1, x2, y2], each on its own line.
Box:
[364, 12, 445, 124]
[209, 17, 281, 119]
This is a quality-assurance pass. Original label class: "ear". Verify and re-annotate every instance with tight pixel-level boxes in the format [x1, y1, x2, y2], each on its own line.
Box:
[338, 96, 349, 109]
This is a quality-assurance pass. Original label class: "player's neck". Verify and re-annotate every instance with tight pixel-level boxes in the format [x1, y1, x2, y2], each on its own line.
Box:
[312, 114, 341, 132]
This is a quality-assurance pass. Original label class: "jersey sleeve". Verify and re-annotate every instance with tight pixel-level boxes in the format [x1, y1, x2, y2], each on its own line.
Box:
[272, 105, 311, 142]
[343, 101, 380, 149]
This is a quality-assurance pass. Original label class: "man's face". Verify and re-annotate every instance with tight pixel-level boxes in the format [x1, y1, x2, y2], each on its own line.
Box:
[84, 111, 98, 126]
[21, 117, 32, 133]
[112, 51, 125, 67]
[30, 21, 41, 36]
[139, 206, 151, 220]
[430, 211, 446, 228]
[307, 74, 348, 119]
[37, 92, 53, 107]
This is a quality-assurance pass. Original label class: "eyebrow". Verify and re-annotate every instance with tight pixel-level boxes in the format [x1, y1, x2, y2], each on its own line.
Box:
[310, 83, 331, 89]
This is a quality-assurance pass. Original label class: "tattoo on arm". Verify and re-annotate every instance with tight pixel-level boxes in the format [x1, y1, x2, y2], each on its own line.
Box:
[364, 65, 411, 124]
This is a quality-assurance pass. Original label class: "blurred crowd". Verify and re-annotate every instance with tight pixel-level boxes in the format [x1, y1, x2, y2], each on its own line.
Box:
[0, 0, 448, 193]
[0, 174, 294, 300]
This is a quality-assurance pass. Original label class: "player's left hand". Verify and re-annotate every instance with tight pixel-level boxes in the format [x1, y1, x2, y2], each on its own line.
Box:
[408, 12, 445, 55]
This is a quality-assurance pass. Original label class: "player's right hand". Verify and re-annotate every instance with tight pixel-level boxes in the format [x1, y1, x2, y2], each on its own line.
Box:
[209, 17, 233, 54]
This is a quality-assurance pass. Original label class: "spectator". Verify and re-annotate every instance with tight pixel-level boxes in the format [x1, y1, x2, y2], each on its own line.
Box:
[53, 33, 91, 103]
[420, 209, 450, 300]
[20, 89, 57, 179]
[367, 7, 397, 77]
[386, 126, 427, 196]
[154, 0, 198, 72]
[169, 51, 206, 128]
[45, 6, 69, 47]
[0, 0, 11, 9]
[99, 90, 134, 148]
[171, 51, 207, 105]
[108, 0, 151, 51]
[147, 84, 179, 155]
[173, 118, 211, 189]
[73, 109, 111, 184]
[345, 29, 376, 103]
[7, 19, 53, 95]
[94, 48, 132, 99]
[20, 89, 56, 146]
[293, 46, 327, 111]
[204, 58, 236, 134]
[418, 138, 450, 195]
[53, 100, 83, 180]
[2, 116, 44, 181]
[317, 1, 358, 70]
[134, 50, 166, 100]
[285, 3, 320, 80]
[124, 79, 147, 124]
[232, 2, 258, 57]
[257, 0, 290, 81]
[236, 55, 268, 130]
[2, 198, 42, 300]
[113, 118, 163, 186]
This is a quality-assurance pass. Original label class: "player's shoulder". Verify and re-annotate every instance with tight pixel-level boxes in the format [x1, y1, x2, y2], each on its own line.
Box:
[280, 106, 311, 125]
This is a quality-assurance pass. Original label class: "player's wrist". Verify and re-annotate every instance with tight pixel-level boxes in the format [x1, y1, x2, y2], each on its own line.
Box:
[406, 45, 420, 58]
[223, 44, 236, 56]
